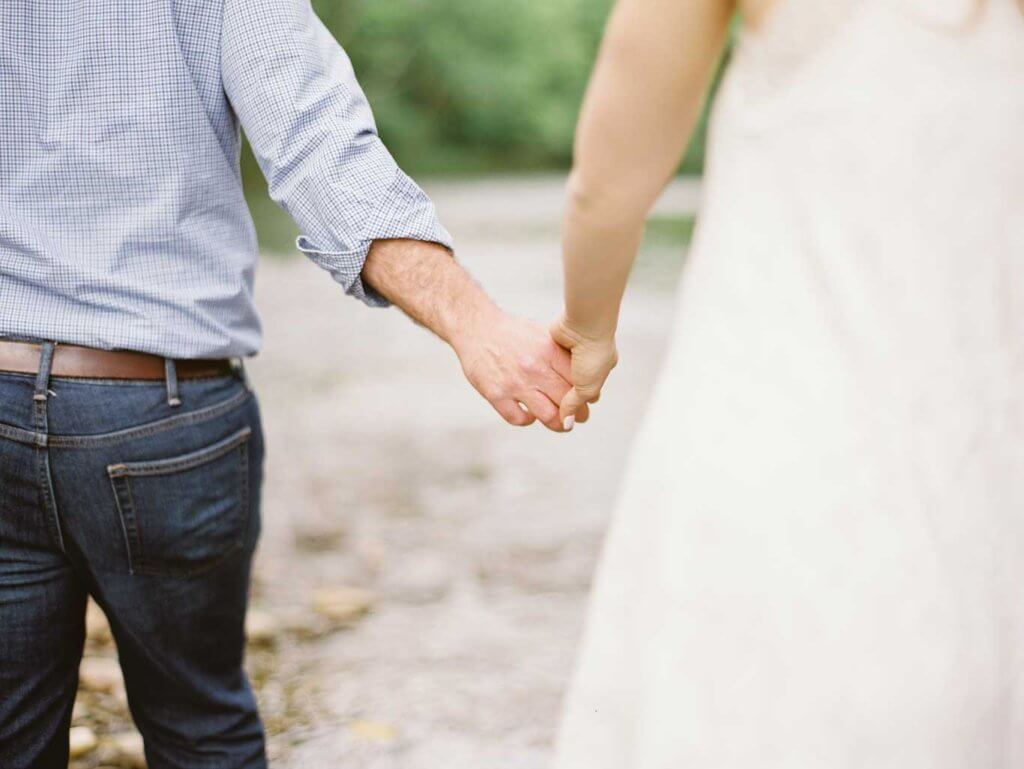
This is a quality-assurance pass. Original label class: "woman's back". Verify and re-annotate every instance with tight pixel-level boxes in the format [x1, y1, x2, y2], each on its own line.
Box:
[686, 0, 1024, 454]
[554, 2, 1024, 767]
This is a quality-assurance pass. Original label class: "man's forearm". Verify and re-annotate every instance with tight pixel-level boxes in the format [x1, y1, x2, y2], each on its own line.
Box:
[361, 238, 499, 349]
[360, 237, 581, 432]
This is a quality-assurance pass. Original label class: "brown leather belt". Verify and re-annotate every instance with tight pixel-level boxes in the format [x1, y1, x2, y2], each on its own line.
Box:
[0, 340, 234, 380]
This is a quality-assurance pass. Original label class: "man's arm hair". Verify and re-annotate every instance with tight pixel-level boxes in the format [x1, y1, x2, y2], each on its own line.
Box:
[360, 238, 583, 432]
[360, 239, 499, 350]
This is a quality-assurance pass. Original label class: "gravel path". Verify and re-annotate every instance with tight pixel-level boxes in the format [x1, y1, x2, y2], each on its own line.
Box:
[245, 175, 697, 768]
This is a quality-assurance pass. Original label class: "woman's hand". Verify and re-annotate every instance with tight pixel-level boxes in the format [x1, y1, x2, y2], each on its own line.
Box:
[453, 310, 590, 432]
[550, 314, 619, 430]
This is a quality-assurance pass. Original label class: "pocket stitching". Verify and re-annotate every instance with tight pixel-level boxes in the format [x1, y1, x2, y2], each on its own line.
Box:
[108, 473, 143, 575]
[108, 428, 253, 578]
[107, 427, 252, 478]
[237, 441, 251, 554]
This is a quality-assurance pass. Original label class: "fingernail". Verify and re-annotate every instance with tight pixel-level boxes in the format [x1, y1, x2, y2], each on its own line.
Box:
[563, 416, 575, 431]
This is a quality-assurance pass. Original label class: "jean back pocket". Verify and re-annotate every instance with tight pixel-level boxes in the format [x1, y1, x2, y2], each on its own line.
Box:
[107, 427, 252, 577]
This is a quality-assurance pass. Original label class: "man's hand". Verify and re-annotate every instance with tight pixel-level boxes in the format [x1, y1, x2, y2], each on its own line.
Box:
[550, 313, 618, 428]
[360, 238, 586, 432]
[451, 310, 589, 431]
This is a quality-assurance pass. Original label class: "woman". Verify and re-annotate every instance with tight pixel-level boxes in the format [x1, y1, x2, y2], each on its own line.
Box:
[552, 0, 1024, 765]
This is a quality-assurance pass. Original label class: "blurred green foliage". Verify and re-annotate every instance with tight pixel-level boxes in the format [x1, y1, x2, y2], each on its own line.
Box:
[314, 0, 612, 174]
[644, 214, 698, 246]
[241, 0, 728, 186]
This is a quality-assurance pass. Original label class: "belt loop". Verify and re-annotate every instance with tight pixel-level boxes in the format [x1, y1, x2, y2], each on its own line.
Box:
[165, 358, 182, 407]
[33, 342, 56, 403]
[232, 358, 251, 391]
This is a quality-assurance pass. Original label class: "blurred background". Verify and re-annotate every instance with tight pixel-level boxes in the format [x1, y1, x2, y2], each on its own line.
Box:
[71, 3, 725, 768]
[245, 0, 727, 253]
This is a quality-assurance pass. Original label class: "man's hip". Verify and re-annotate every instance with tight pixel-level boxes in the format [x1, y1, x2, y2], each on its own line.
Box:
[0, 342, 267, 768]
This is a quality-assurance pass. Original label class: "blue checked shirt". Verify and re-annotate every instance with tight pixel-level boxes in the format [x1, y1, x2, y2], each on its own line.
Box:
[0, 0, 453, 359]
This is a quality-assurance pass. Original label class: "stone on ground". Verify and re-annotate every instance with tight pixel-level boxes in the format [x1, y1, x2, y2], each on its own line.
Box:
[311, 586, 375, 626]
[79, 656, 124, 694]
[109, 730, 146, 768]
[348, 720, 399, 743]
[86, 599, 113, 644]
[69, 725, 98, 758]
[246, 608, 280, 647]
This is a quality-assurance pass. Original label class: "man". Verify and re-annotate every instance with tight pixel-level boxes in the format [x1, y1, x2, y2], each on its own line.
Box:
[0, 1, 584, 766]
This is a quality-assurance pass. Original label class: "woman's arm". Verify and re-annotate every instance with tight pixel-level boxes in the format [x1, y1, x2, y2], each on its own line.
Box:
[553, 0, 734, 427]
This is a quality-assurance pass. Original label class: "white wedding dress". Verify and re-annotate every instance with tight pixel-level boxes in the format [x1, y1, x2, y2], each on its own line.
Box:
[554, 1, 1024, 767]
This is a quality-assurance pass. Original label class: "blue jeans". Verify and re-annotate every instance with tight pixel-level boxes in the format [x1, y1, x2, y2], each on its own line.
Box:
[0, 347, 267, 768]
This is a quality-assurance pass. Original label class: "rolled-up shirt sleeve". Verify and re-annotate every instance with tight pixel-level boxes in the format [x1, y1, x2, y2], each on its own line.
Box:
[221, 0, 453, 306]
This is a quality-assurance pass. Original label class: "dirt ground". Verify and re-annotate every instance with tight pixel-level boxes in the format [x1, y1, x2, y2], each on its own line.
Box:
[245, 176, 697, 768]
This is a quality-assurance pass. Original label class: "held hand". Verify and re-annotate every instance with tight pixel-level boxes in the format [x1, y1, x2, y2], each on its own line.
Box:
[452, 310, 590, 432]
[549, 314, 618, 429]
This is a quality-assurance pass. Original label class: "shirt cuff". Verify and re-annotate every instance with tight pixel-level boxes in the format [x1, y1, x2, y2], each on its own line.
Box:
[296, 169, 454, 308]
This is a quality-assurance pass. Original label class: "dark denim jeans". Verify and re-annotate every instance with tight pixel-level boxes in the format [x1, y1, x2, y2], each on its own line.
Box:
[0, 352, 266, 768]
